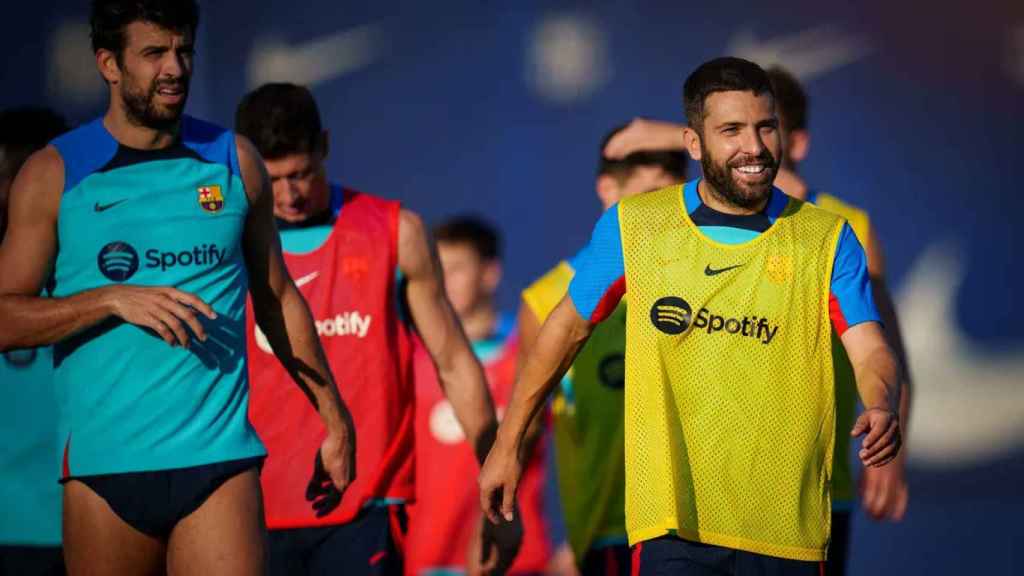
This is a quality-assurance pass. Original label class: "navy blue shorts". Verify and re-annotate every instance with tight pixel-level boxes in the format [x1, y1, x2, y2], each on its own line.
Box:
[0, 545, 65, 576]
[268, 505, 406, 576]
[581, 543, 631, 575]
[63, 456, 264, 539]
[633, 536, 824, 576]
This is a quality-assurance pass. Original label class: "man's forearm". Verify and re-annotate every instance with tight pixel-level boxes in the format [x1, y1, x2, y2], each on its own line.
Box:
[256, 283, 350, 433]
[853, 343, 901, 414]
[0, 290, 113, 350]
[873, 277, 912, 433]
[498, 299, 592, 452]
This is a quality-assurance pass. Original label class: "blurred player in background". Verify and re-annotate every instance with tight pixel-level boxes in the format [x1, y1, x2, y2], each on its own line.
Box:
[481, 57, 903, 576]
[405, 216, 551, 575]
[237, 84, 516, 576]
[603, 65, 912, 576]
[519, 128, 686, 576]
[0, 1, 360, 574]
[0, 107, 68, 576]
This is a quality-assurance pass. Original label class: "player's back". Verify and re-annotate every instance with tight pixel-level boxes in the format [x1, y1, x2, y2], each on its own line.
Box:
[50, 116, 264, 477]
[406, 317, 551, 574]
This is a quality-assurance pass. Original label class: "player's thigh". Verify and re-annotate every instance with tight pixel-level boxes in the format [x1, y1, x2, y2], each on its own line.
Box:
[62, 480, 165, 576]
[165, 468, 266, 576]
[310, 507, 403, 576]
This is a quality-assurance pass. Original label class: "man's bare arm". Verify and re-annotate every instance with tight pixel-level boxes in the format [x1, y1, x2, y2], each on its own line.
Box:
[399, 208, 498, 464]
[237, 135, 354, 494]
[0, 147, 214, 351]
[841, 321, 902, 468]
[860, 228, 911, 520]
[480, 295, 594, 523]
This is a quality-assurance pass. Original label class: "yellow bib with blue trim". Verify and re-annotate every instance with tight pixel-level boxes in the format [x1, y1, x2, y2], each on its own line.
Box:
[618, 185, 843, 561]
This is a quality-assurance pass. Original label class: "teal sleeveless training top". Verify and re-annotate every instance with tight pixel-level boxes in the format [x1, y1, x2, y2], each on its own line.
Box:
[50, 116, 265, 476]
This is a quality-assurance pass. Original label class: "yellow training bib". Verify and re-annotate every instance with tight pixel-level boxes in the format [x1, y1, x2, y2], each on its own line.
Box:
[618, 185, 844, 561]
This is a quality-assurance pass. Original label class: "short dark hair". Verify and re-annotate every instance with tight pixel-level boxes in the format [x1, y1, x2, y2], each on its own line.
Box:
[90, 0, 200, 57]
[0, 107, 69, 181]
[433, 215, 501, 261]
[767, 66, 808, 132]
[683, 57, 774, 132]
[235, 83, 323, 160]
[599, 125, 688, 181]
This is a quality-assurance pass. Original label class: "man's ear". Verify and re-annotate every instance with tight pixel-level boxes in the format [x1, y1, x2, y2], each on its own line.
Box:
[683, 126, 703, 161]
[482, 260, 502, 295]
[96, 49, 121, 84]
[596, 174, 619, 209]
[787, 129, 810, 163]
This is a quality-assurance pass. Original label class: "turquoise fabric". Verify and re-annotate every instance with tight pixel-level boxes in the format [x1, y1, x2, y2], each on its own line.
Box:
[49, 117, 265, 476]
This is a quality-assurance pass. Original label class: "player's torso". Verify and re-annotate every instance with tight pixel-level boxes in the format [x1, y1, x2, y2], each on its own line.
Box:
[50, 117, 262, 476]
[408, 323, 550, 574]
[617, 184, 842, 560]
[247, 190, 414, 529]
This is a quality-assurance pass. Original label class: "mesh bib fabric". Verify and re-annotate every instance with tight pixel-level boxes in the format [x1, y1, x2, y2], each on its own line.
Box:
[618, 185, 843, 561]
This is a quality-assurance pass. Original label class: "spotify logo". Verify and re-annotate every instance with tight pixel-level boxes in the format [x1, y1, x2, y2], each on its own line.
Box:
[650, 296, 692, 335]
[97, 241, 139, 282]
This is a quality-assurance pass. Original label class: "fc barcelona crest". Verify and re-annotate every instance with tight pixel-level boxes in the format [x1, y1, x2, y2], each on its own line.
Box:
[198, 185, 224, 213]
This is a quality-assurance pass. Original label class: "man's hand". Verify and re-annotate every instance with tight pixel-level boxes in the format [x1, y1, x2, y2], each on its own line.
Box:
[603, 118, 685, 159]
[467, 512, 523, 575]
[107, 285, 217, 347]
[860, 455, 908, 521]
[479, 437, 523, 525]
[851, 407, 901, 467]
[306, 426, 356, 518]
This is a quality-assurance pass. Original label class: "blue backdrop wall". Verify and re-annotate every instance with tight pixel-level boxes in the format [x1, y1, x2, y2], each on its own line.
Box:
[3, 1, 1022, 572]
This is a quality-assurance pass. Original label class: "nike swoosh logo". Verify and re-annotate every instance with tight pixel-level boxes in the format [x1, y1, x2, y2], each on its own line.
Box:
[294, 271, 320, 287]
[726, 25, 872, 80]
[248, 24, 385, 88]
[94, 199, 127, 212]
[704, 264, 743, 276]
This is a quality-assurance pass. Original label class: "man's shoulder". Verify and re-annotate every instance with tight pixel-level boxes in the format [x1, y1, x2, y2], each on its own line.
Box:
[49, 118, 117, 193]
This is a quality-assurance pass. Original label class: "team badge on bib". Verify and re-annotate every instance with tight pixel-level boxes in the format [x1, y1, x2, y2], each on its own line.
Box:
[198, 185, 224, 213]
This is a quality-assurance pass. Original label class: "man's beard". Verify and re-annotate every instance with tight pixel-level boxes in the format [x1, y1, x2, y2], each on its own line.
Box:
[700, 143, 779, 210]
[121, 75, 188, 131]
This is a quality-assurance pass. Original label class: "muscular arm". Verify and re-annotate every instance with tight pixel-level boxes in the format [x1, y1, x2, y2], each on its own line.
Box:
[865, 228, 911, 435]
[481, 296, 594, 522]
[860, 227, 912, 520]
[399, 208, 498, 465]
[0, 148, 214, 350]
[840, 321, 902, 467]
[237, 135, 354, 482]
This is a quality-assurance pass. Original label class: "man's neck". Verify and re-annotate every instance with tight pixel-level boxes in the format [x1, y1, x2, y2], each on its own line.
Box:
[103, 105, 179, 150]
[697, 179, 769, 216]
[460, 304, 498, 343]
[773, 166, 808, 200]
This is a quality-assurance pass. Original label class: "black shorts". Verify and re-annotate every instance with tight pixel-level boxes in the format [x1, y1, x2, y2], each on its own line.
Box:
[581, 543, 631, 576]
[632, 536, 824, 576]
[0, 545, 65, 576]
[63, 456, 264, 539]
[268, 505, 406, 576]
